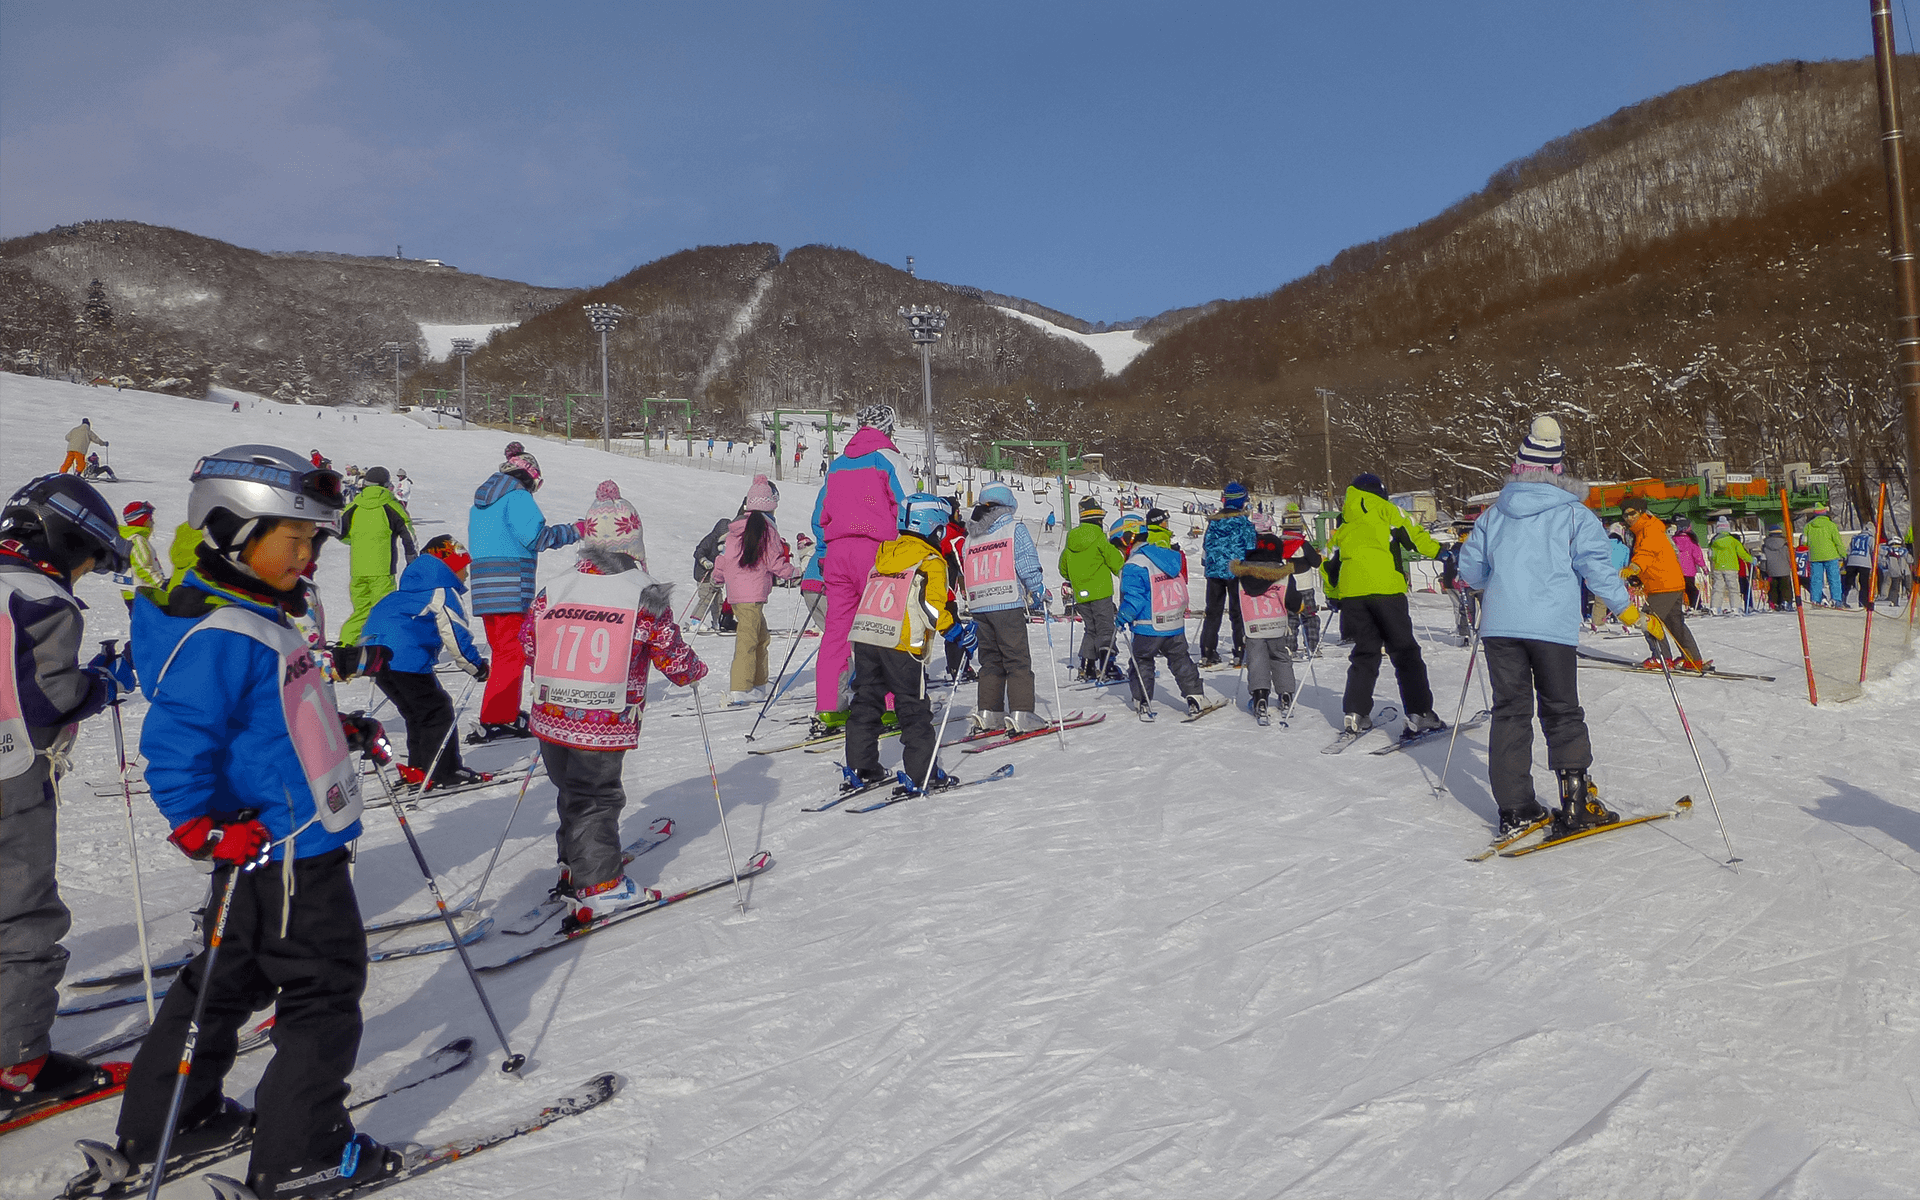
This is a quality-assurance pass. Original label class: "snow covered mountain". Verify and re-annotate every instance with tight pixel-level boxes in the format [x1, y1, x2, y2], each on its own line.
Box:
[4, 374, 1918, 1197]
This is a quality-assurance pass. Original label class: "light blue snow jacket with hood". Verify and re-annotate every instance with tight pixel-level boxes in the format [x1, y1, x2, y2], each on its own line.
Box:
[1457, 472, 1631, 646]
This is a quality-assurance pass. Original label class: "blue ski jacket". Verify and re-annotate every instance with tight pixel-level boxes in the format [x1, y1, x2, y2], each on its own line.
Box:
[359, 554, 487, 676]
[1457, 477, 1630, 646]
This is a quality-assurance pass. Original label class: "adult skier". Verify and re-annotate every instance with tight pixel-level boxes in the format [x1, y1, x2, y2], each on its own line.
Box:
[1326, 474, 1444, 738]
[1619, 496, 1710, 671]
[1802, 505, 1845, 607]
[1457, 416, 1661, 836]
[1706, 518, 1754, 615]
[710, 475, 797, 703]
[334, 465, 415, 652]
[962, 483, 1047, 734]
[843, 494, 956, 791]
[58, 419, 107, 475]
[523, 482, 706, 930]
[117, 443, 404, 1195]
[1198, 481, 1256, 666]
[803, 405, 908, 738]
[1059, 495, 1124, 682]
[0, 476, 128, 1121]
[467, 452, 586, 743]
[1117, 507, 1206, 719]
[391, 469, 413, 508]
[358, 535, 489, 788]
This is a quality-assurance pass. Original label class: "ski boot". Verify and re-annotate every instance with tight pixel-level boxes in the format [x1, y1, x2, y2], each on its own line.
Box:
[969, 709, 1006, 735]
[247, 1132, 404, 1198]
[1552, 769, 1618, 837]
[82, 1098, 255, 1193]
[1008, 711, 1047, 735]
[1198, 652, 1221, 668]
[1132, 697, 1156, 722]
[1342, 712, 1372, 735]
[1679, 655, 1713, 674]
[839, 765, 890, 795]
[1250, 689, 1270, 727]
[562, 874, 660, 932]
[1498, 799, 1551, 837]
[1402, 711, 1445, 739]
[1102, 661, 1127, 684]
[434, 766, 491, 790]
[807, 710, 848, 740]
[1185, 695, 1206, 719]
[0, 1051, 114, 1118]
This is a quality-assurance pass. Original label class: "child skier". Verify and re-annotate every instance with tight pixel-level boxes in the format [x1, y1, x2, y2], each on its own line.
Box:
[0, 476, 128, 1122]
[117, 499, 171, 608]
[711, 475, 797, 704]
[1116, 508, 1207, 720]
[335, 465, 415, 650]
[962, 483, 1047, 734]
[1229, 527, 1297, 724]
[116, 443, 403, 1196]
[1059, 495, 1124, 682]
[358, 535, 490, 788]
[843, 493, 957, 793]
[1706, 518, 1754, 615]
[1278, 507, 1325, 656]
[523, 482, 706, 931]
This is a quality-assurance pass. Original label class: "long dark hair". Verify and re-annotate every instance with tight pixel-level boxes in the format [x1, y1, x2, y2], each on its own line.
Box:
[738, 511, 774, 568]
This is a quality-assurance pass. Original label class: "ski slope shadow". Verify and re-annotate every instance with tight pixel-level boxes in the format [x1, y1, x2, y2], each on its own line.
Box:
[1802, 776, 1920, 863]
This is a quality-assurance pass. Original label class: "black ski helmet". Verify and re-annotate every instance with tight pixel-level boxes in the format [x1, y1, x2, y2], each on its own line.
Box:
[0, 474, 131, 576]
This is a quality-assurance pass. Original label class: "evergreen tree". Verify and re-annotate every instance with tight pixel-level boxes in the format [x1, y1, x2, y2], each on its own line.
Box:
[83, 279, 113, 329]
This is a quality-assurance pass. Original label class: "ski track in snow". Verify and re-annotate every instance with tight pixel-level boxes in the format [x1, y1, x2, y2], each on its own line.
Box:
[4, 374, 1920, 1197]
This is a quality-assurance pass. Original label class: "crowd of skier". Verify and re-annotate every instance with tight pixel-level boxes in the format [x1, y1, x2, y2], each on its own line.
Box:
[4, 405, 1916, 1196]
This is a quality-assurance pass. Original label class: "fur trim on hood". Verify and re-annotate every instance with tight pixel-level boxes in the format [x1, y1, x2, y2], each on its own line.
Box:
[1229, 560, 1294, 582]
[575, 543, 675, 617]
[1509, 466, 1588, 497]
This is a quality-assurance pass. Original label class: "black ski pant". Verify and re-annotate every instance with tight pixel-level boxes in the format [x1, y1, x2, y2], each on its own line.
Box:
[118, 849, 366, 1180]
[848, 644, 936, 783]
[1339, 593, 1434, 717]
[372, 668, 464, 783]
[1198, 578, 1244, 659]
[541, 741, 629, 891]
[1127, 631, 1203, 707]
[1077, 596, 1116, 671]
[1484, 638, 1592, 814]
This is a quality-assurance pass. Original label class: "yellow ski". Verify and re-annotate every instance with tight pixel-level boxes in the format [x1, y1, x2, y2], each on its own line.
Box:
[1499, 797, 1693, 857]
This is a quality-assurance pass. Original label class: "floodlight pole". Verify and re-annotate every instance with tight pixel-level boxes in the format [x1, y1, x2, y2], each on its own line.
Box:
[450, 338, 475, 430]
[584, 304, 626, 452]
[900, 305, 948, 488]
[382, 341, 407, 409]
[1316, 387, 1335, 510]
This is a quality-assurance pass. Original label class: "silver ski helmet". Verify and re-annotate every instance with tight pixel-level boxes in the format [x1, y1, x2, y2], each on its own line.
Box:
[187, 444, 346, 554]
[0, 474, 130, 576]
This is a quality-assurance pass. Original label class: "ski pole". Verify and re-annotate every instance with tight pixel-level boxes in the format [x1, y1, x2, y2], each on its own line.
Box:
[921, 656, 967, 796]
[1642, 629, 1740, 867]
[749, 591, 820, 741]
[1041, 610, 1068, 750]
[409, 678, 477, 795]
[689, 682, 748, 912]
[469, 767, 539, 910]
[145, 845, 257, 1199]
[100, 640, 157, 1024]
[1436, 601, 1486, 795]
[370, 762, 526, 1073]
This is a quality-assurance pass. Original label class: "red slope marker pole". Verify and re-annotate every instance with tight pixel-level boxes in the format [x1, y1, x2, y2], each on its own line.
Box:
[1859, 481, 1888, 684]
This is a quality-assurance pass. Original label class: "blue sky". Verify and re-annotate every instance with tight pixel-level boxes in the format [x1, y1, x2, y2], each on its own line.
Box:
[0, 1, 1892, 322]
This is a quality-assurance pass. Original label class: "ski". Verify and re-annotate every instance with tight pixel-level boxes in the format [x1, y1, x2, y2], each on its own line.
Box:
[368, 917, 492, 962]
[364, 768, 535, 808]
[1370, 710, 1490, 755]
[0, 1063, 131, 1137]
[748, 729, 848, 755]
[1181, 699, 1231, 723]
[499, 818, 674, 935]
[74, 1015, 274, 1068]
[847, 764, 1016, 812]
[959, 712, 1104, 752]
[478, 852, 775, 972]
[60, 1038, 476, 1198]
[1498, 797, 1694, 858]
[1465, 816, 1554, 862]
[803, 726, 901, 754]
[1320, 706, 1400, 754]
[203, 1071, 619, 1200]
[1576, 661, 1775, 682]
[803, 774, 892, 812]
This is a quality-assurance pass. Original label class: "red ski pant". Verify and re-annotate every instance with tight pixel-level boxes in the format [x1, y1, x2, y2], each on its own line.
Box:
[480, 612, 528, 725]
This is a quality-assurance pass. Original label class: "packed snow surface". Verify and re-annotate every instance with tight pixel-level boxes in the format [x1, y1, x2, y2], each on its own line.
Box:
[994, 307, 1150, 376]
[417, 322, 517, 362]
[4, 374, 1920, 1198]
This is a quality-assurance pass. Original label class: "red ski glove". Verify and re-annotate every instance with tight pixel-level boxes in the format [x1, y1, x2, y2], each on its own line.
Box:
[340, 712, 393, 764]
[169, 814, 272, 868]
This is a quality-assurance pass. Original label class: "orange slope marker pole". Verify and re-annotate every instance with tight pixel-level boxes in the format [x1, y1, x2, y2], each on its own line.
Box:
[1782, 489, 1818, 705]
[1859, 481, 1888, 683]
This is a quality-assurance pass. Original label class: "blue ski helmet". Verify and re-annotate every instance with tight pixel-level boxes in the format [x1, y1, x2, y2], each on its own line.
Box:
[900, 492, 949, 539]
[978, 482, 1017, 510]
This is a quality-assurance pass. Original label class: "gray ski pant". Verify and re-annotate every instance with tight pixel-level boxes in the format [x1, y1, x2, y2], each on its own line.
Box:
[973, 607, 1035, 715]
[1128, 631, 1203, 707]
[1484, 637, 1592, 814]
[0, 759, 67, 1063]
[1244, 636, 1297, 698]
[541, 741, 630, 891]
[1077, 596, 1117, 670]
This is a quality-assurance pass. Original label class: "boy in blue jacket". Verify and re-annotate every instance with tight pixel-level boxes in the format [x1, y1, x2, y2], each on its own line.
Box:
[359, 535, 489, 789]
[115, 444, 402, 1197]
[1457, 418, 1665, 839]
[1116, 507, 1207, 720]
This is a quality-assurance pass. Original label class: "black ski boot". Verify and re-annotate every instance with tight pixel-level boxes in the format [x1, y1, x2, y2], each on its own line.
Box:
[1249, 688, 1270, 726]
[1552, 769, 1617, 836]
[1198, 653, 1221, 668]
[249, 1131, 403, 1198]
[1498, 800, 1551, 837]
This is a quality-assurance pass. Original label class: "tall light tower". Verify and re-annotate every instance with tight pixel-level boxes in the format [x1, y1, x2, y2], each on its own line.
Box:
[1315, 387, 1336, 511]
[381, 341, 408, 409]
[449, 337, 475, 430]
[899, 305, 948, 486]
[584, 303, 626, 452]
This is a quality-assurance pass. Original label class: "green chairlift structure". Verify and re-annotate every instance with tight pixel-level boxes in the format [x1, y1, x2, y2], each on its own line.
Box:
[770, 409, 839, 481]
[641, 398, 696, 456]
[984, 440, 1089, 526]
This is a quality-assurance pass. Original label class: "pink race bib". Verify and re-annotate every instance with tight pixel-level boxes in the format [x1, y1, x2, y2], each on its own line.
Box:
[849, 570, 913, 647]
[533, 602, 633, 712]
[1238, 586, 1290, 638]
[1149, 574, 1188, 632]
[963, 533, 1020, 607]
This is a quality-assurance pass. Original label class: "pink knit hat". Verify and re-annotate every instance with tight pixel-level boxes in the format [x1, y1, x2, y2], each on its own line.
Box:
[1251, 511, 1274, 534]
[742, 474, 778, 513]
[582, 480, 646, 563]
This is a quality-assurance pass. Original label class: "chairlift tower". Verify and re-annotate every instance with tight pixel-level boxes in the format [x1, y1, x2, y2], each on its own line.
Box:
[899, 305, 948, 488]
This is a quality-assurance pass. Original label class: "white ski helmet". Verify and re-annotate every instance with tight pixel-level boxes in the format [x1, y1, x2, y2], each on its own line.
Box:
[187, 443, 346, 553]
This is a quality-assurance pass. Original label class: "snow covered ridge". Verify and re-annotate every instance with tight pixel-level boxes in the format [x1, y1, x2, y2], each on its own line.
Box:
[7, 374, 1920, 1196]
[418, 321, 518, 362]
[993, 306, 1149, 376]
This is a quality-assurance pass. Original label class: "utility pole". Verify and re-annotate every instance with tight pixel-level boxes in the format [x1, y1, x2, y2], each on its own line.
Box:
[1316, 387, 1335, 510]
[450, 338, 475, 431]
[900, 305, 948, 487]
[381, 341, 407, 409]
[584, 304, 626, 452]
[1870, 1, 1920, 518]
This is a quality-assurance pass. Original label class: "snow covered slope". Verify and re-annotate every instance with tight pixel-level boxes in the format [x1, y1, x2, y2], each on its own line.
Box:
[4, 374, 1920, 1197]
[994, 306, 1150, 376]
[419, 321, 518, 362]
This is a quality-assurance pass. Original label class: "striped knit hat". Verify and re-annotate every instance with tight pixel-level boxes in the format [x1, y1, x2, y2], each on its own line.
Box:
[1514, 416, 1565, 473]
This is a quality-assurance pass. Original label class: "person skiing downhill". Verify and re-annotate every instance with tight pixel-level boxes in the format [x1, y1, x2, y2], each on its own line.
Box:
[116, 444, 405, 1196]
[1199, 481, 1257, 666]
[843, 494, 957, 792]
[358, 535, 489, 788]
[1117, 507, 1207, 720]
[803, 405, 909, 738]
[523, 482, 707, 931]
[466, 452, 587, 743]
[962, 482, 1048, 734]
[0, 475, 129, 1122]
[1457, 416, 1664, 837]
[1326, 474, 1444, 738]
[1059, 495, 1124, 682]
[711, 475, 797, 703]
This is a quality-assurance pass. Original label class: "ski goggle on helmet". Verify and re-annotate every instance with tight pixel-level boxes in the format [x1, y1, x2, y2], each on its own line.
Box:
[187, 445, 346, 551]
[899, 492, 949, 539]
